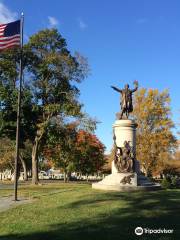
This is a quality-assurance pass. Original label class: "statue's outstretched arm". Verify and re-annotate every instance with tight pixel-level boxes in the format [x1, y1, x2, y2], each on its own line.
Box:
[131, 80, 138, 93]
[111, 86, 122, 93]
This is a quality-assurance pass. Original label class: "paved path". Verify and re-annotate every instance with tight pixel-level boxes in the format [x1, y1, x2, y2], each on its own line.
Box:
[0, 182, 32, 212]
[0, 196, 32, 213]
[0, 183, 14, 189]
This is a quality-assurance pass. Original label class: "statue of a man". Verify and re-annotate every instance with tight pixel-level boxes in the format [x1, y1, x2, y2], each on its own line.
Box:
[111, 80, 138, 119]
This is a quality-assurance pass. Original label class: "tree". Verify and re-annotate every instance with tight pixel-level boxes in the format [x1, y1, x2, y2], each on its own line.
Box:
[20, 140, 32, 180]
[0, 48, 35, 179]
[44, 122, 78, 182]
[133, 88, 177, 177]
[75, 130, 106, 176]
[43, 121, 106, 181]
[174, 149, 180, 161]
[0, 137, 32, 180]
[0, 48, 36, 141]
[0, 28, 89, 184]
[104, 147, 115, 174]
[25, 29, 88, 184]
[0, 138, 15, 171]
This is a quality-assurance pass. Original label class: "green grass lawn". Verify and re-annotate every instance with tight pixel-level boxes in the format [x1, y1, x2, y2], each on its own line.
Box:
[0, 183, 180, 240]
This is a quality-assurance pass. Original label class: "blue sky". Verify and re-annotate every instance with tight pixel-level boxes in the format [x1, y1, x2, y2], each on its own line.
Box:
[1, 0, 180, 152]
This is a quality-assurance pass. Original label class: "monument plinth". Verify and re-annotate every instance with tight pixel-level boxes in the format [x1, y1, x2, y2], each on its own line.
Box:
[92, 81, 160, 191]
[112, 119, 138, 174]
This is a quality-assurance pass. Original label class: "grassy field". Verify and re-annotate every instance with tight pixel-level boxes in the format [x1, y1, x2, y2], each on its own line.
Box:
[0, 182, 180, 240]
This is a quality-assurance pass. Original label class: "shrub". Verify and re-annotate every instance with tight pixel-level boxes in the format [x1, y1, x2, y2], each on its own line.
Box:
[171, 176, 178, 188]
[161, 178, 171, 189]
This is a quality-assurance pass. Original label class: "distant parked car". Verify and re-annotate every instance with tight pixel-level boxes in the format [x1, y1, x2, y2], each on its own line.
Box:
[53, 173, 64, 180]
[38, 171, 49, 180]
[48, 169, 64, 180]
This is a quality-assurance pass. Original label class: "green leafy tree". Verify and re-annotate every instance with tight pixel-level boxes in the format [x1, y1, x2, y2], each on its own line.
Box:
[43, 122, 78, 182]
[0, 28, 89, 184]
[0, 48, 36, 180]
[25, 29, 88, 184]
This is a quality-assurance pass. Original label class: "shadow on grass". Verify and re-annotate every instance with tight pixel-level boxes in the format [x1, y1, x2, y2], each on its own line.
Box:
[1, 190, 180, 240]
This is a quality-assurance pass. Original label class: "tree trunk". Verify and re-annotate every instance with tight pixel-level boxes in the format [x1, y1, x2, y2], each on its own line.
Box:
[64, 170, 67, 182]
[20, 156, 28, 181]
[144, 167, 151, 177]
[32, 137, 39, 185]
[67, 172, 71, 182]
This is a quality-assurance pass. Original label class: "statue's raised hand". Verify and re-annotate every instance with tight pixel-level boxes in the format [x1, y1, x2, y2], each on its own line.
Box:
[133, 80, 138, 87]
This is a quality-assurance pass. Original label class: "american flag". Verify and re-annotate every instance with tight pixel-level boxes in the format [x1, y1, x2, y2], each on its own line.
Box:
[0, 20, 20, 51]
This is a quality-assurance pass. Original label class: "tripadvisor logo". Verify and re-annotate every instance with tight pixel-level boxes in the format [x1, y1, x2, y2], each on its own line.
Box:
[135, 227, 143, 235]
[135, 227, 174, 235]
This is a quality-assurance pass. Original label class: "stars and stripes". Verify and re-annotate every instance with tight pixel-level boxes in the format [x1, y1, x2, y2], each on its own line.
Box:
[0, 20, 20, 51]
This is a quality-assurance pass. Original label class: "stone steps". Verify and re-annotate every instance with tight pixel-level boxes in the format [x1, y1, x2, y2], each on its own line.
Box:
[137, 175, 158, 186]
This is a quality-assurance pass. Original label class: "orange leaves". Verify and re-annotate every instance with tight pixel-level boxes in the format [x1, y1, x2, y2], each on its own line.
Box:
[76, 130, 104, 151]
[75, 130, 106, 173]
[133, 88, 177, 176]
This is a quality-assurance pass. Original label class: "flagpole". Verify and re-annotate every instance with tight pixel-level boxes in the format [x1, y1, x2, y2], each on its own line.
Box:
[14, 12, 24, 201]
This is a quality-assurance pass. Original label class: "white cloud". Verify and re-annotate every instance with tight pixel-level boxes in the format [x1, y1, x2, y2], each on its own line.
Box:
[48, 16, 59, 27]
[78, 18, 87, 30]
[0, 2, 17, 23]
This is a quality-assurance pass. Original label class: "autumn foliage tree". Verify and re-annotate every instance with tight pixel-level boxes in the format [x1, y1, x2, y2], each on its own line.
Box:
[75, 130, 106, 176]
[102, 147, 115, 174]
[0, 138, 15, 171]
[160, 146, 180, 177]
[133, 88, 177, 177]
[0, 138, 31, 180]
[43, 123, 106, 180]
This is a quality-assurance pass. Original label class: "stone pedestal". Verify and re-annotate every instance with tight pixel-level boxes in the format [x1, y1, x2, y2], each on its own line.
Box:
[113, 119, 137, 147]
[92, 119, 161, 191]
[112, 119, 138, 174]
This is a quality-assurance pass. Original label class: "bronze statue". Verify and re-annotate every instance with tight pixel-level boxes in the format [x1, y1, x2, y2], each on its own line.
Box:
[113, 132, 135, 173]
[120, 174, 135, 185]
[111, 80, 138, 119]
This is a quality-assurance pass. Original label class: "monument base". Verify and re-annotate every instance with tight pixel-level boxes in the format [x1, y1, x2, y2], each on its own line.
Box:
[93, 118, 161, 192]
[92, 173, 161, 192]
